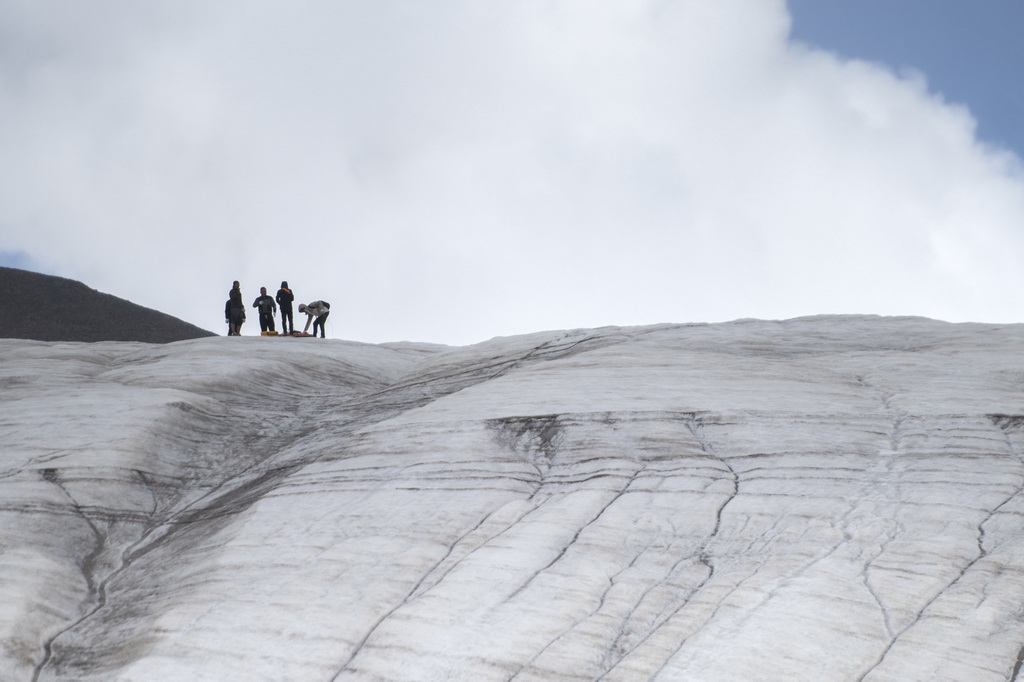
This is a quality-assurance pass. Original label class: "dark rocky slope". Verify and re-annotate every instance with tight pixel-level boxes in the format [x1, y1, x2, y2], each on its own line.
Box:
[0, 266, 215, 343]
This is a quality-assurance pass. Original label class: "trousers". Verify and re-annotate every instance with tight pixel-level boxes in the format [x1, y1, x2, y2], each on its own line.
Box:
[313, 311, 329, 338]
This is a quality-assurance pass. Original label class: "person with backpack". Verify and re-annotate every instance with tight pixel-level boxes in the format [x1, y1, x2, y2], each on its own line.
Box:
[276, 281, 295, 335]
[253, 287, 278, 333]
[226, 281, 245, 336]
[298, 300, 330, 338]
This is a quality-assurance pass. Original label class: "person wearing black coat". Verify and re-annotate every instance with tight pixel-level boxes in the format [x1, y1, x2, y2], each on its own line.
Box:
[252, 287, 278, 333]
[226, 281, 245, 336]
[276, 281, 295, 335]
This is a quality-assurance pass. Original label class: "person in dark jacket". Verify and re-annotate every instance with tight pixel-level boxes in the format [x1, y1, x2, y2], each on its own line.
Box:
[276, 281, 295, 335]
[226, 281, 245, 336]
[253, 287, 278, 333]
[298, 301, 330, 338]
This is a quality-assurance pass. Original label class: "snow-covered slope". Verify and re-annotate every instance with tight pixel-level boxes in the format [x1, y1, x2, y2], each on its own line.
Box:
[4, 317, 1024, 681]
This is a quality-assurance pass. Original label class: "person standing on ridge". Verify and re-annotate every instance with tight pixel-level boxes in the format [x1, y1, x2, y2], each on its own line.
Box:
[253, 287, 278, 333]
[298, 300, 330, 338]
[226, 281, 245, 336]
[276, 281, 295, 335]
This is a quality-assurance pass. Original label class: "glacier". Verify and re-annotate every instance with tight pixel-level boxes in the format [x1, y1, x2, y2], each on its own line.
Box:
[3, 316, 1024, 681]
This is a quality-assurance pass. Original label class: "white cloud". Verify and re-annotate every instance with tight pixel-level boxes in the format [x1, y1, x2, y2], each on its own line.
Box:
[2, 0, 1023, 344]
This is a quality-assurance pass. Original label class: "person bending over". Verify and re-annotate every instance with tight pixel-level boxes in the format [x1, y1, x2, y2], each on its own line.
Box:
[298, 301, 330, 338]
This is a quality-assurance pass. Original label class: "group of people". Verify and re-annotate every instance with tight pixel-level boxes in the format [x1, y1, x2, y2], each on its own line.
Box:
[225, 281, 331, 338]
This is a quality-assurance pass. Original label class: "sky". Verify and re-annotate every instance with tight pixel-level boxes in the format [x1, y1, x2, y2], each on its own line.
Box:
[2, 0, 1023, 345]
[788, 0, 1024, 155]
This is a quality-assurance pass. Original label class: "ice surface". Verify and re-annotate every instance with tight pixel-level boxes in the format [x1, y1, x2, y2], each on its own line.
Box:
[3, 317, 1024, 681]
